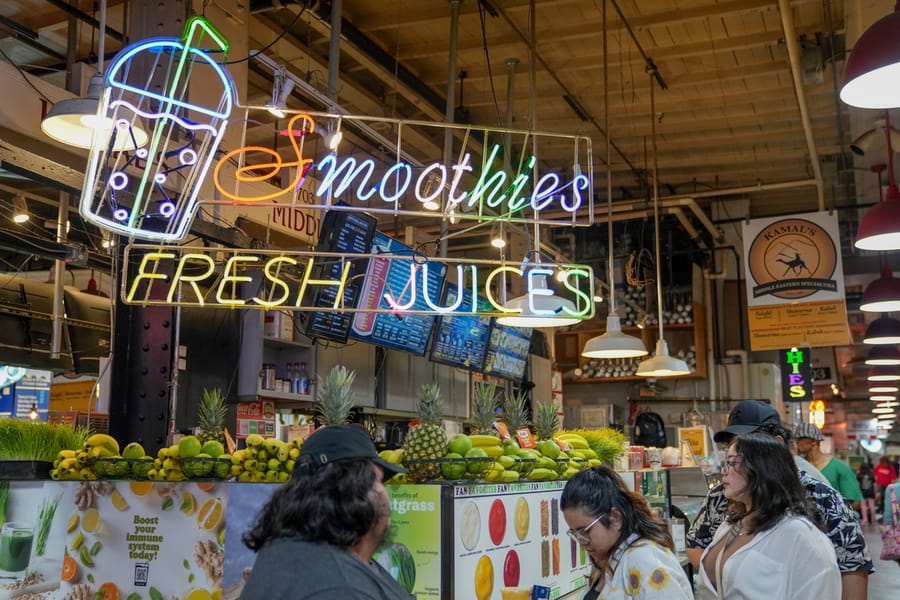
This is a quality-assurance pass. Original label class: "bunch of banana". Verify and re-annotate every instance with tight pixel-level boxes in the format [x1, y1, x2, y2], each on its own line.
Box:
[469, 434, 504, 458]
[50, 433, 123, 480]
[229, 434, 302, 483]
[557, 432, 590, 449]
[482, 459, 521, 483]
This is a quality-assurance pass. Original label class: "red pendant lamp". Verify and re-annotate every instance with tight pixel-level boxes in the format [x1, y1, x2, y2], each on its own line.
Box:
[841, 2, 900, 109]
[856, 115, 900, 251]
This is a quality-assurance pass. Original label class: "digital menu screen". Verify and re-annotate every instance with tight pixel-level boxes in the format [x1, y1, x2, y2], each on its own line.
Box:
[349, 231, 446, 355]
[305, 210, 377, 342]
[429, 287, 493, 371]
[483, 322, 533, 380]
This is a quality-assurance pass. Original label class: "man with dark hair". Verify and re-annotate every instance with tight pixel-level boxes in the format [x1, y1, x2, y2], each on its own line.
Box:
[686, 400, 873, 600]
[241, 425, 414, 599]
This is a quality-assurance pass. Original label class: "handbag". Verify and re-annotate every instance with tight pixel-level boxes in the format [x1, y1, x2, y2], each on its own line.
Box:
[880, 485, 900, 561]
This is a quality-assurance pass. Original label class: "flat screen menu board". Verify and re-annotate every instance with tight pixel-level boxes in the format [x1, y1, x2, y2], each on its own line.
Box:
[429, 287, 493, 370]
[483, 322, 533, 380]
[305, 210, 377, 342]
[349, 231, 447, 355]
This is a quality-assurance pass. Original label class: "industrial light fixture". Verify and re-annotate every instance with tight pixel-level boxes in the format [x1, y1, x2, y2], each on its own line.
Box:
[11, 195, 29, 224]
[582, 1, 647, 360]
[870, 385, 900, 393]
[864, 315, 900, 344]
[636, 67, 689, 378]
[850, 124, 900, 156]
[871, 394, 898, 402]
[856, 113, 900, 251]
[840, 3, 900, 109]
[496, 265, 582, 328]
[875, 401, 899, 408]
[490, 222, 507, 249]
[40, 0, 148, 150]
[318, 126, 343, 151]
[865, 344, 900, 365]
[28, 402, 38, 421]
[868, 367, 900, 381]
[874, 407, 898, 415]
[266, 65, 295, 119]
[860, 266, 900, 312]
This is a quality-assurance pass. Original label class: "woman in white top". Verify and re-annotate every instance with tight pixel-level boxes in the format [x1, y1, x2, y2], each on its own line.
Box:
[560, 466, 692, 599]
[697, 432, 840, 599]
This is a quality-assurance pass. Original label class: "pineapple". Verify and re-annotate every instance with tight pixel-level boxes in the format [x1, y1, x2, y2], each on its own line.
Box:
[503, 389, 531, 433]
[403, 383, 448, 482]
[316, 365, 356, 425]
[197, 387, 228, 445]
[472, 381, 500, 437]
[533, 399, 560, 441]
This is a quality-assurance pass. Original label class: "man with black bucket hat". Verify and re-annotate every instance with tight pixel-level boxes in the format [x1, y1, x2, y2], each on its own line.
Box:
[686, 400, 873, 600]
[240, 425, 415, 599]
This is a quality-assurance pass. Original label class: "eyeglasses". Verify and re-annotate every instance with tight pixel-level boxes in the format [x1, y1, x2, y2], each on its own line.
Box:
[721, 457, 743, 473]
[566, 514, 606, 545]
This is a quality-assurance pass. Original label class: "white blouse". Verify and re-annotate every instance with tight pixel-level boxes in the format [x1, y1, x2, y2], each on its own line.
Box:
[696, 515, 840, 600]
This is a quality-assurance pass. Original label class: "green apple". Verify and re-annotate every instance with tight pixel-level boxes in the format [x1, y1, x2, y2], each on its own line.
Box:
[448, 434, 473, 456]
[464, 447, 491, 474]
[441, 452, 467, 479]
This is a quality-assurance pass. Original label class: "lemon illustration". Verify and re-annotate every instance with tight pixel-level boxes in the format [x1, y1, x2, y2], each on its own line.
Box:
[197, 497, 224, 531]
[129, 481, 153, 496]
[82, 508, 102, 533]
[111, 489, 129, 511]
[67, 513, 80, 533]
[180, 491, 197, 516]
[184, 589, 212, 600]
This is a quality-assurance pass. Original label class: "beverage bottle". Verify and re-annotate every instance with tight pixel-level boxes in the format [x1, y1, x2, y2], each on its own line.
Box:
[291, 362, 300, 394]
[298, 362, 310, 395]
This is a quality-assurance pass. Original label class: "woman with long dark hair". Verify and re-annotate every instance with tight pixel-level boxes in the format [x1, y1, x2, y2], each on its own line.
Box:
[697, 432, 840, 599]
[560, 465, 692, 599]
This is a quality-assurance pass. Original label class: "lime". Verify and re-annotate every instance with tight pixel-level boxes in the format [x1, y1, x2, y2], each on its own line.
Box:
[122, 442, 146, 459]
[465, 447, 491, 474]
[538, 440, 561, 459]
[200, 440, 224, 458]
[440, 453, 467, 479]
[448, 434, 473, 456]
[178, 436, 202, 459]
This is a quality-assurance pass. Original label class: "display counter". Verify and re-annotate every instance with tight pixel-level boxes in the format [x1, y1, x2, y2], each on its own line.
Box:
[0, 469, 678, 600]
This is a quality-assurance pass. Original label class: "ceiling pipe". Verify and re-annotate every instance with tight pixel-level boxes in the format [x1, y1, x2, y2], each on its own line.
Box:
[777, 0, 825, 211]
[43, 0, 125, 42]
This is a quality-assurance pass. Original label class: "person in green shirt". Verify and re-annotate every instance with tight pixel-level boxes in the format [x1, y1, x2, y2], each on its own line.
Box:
[794, 423, 863, 512]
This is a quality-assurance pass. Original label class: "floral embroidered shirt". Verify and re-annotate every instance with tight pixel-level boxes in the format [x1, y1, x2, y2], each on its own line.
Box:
[581, 533, 692, 600]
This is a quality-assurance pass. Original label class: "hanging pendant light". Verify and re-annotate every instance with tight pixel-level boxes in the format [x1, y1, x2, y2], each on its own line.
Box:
[868, 366, 900, 381]
[860, 266, 900, 312]
[856, 113, 900, 251]
[582, 0, 647, 360]
[840, 3, 900, 109]
[636, 66, 689, 378]
[496, 266, 583, 328]
[864, 315, 900, 344]
[865, 344, 900, 365]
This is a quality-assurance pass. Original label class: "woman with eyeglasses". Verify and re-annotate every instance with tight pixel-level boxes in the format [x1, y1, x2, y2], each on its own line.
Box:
[696, 432, 840, 599]
[560, 466, 692, 599]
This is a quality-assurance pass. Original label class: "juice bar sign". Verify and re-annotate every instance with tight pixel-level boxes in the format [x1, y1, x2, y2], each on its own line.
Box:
[780, 347, 813, 401]
[122, 244, 595, 319]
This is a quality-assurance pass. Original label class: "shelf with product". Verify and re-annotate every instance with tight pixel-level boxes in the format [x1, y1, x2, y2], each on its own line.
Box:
[237, 308, 316, 404]
[555, 302, 706, 383]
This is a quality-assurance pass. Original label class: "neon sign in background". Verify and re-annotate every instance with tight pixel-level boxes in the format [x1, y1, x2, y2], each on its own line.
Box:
[121, 243, 595, 322]
[80, 16, 235, 242]
[211, 108, 595, 230]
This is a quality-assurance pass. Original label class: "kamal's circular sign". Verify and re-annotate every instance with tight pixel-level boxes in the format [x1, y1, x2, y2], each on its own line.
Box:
[747, 218, 838, 300]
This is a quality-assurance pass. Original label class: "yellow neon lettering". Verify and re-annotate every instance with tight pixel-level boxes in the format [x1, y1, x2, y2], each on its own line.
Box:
[254, 256, 298, 307]
[294, 258, 352, 308]
[485, 266, 522, 312]
[790, 385, 806, 399]
[168, 253, 216, 305]
[215, 256, 260, 305]
[126, 252, 175, 302]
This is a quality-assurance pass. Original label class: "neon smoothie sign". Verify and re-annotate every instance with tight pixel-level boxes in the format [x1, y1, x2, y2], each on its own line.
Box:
[122, 245, 595, 320]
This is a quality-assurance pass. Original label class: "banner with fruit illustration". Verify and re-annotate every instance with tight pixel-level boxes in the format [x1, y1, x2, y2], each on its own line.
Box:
[453, 481, 586, 600]
[49, 481, 225, 600]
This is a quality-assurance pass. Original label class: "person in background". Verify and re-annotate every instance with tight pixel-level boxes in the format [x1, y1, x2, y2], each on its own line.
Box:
[696, 433, 840, 599]
[240, 425, 414, 600]
[560, 466, 692, 600]
[686, 400, 872, 600]
[788, 434, 831, 487]
[874, 455, 897, 513]
[794, 423, 863, 512]
[856, 463, 877, 525]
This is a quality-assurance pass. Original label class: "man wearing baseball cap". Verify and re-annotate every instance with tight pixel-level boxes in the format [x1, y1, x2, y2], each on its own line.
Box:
[686, 400, 873, 600]
[795, 422, 864, 512]
[241, 425, 414, 599]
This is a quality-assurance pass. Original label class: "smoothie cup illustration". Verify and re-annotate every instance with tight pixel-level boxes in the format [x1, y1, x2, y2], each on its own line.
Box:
[80, 16, 235, 242]
[0, 522, 34, 577]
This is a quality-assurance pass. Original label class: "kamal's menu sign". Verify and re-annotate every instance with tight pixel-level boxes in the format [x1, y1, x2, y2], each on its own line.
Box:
[742, 212, 850, 351]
